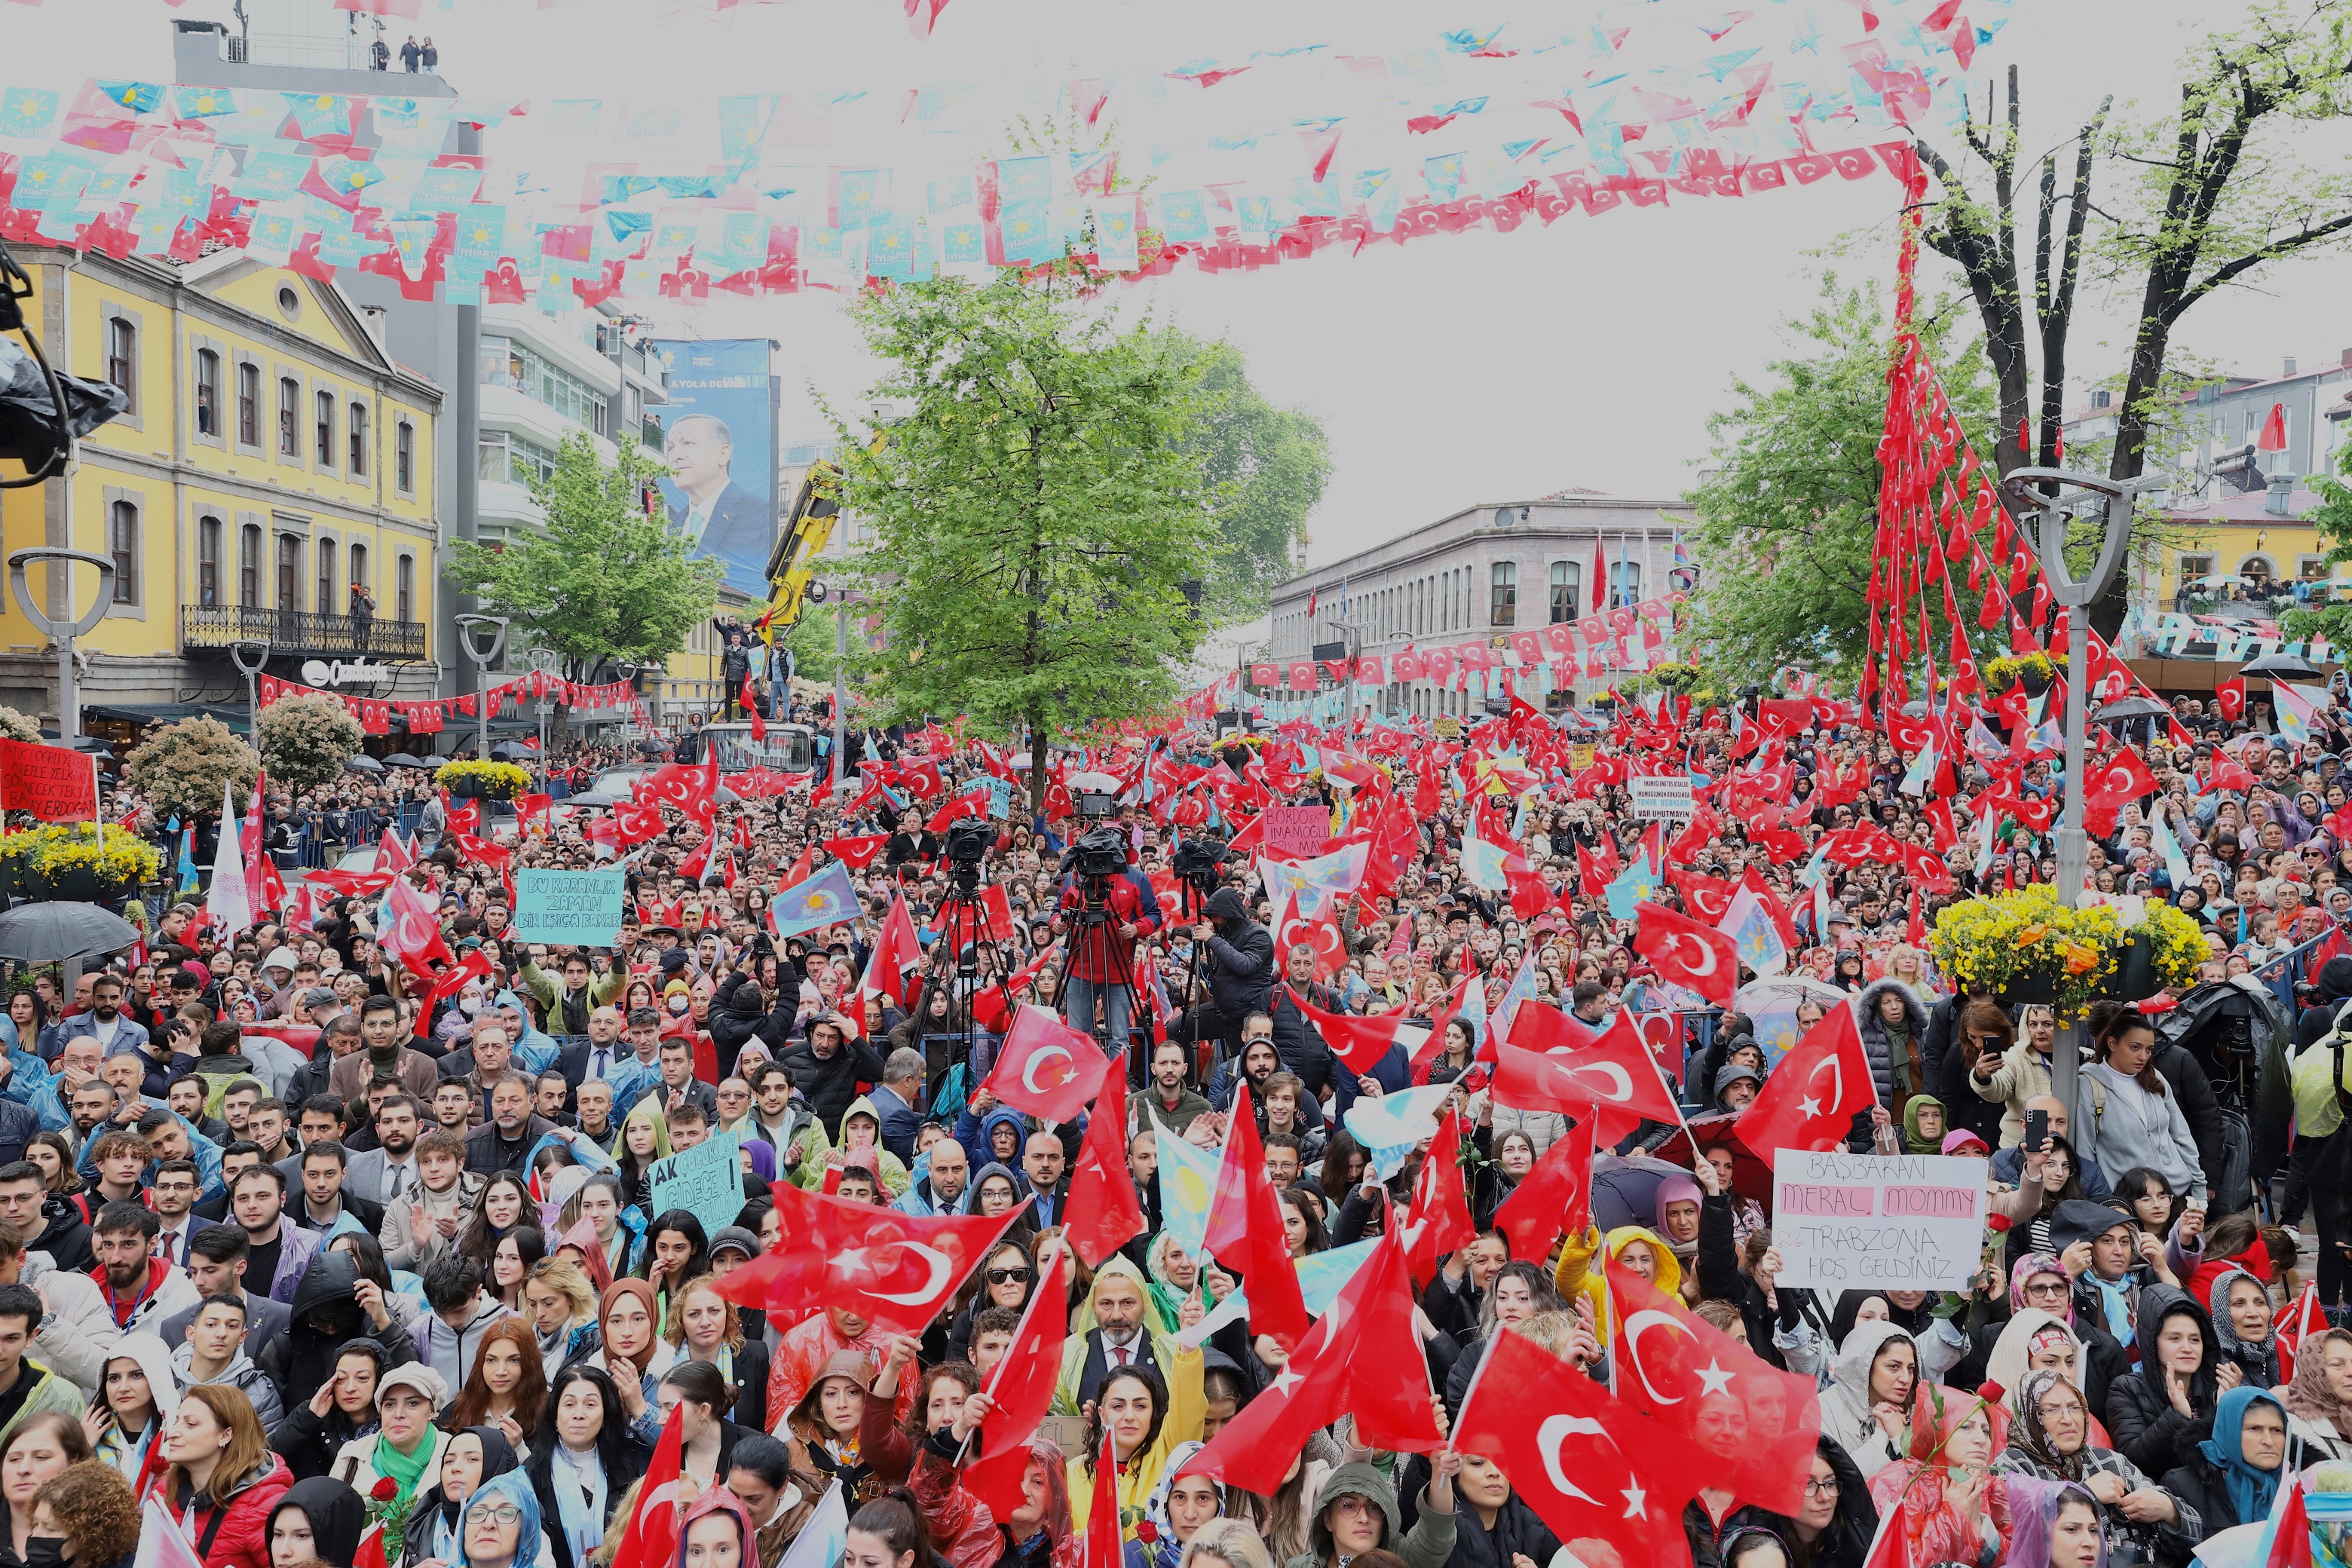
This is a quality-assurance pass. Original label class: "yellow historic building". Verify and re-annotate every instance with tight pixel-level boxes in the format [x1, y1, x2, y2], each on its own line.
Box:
[0, 244, 443, 734]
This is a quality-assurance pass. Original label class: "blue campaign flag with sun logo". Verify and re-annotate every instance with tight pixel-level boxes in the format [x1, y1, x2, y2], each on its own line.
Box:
[770, 862, 858, 939]
[1147, 1109, 1222, 1254]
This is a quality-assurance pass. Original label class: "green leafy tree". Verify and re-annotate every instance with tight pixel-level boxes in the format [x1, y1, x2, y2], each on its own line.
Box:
[445, 434, 724, 691]
[830, 277, 1214, 812]
[2280, 446, 2352, 648]
[1685, 280, 1998, 688]
[1162, 334, 1330, 616]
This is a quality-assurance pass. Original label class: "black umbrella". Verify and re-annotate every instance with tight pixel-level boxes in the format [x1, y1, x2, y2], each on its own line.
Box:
[343, 754, 384, 773]
[2090, 696, 2171, 724]
[2238, 652, 2322, 681]
[491, 742, 537, 761]
[0, 902, 140, 963]
[566, 790, 620, 808]
[384, 754, 433, 770]
[1590, 1153, 1706, 1233]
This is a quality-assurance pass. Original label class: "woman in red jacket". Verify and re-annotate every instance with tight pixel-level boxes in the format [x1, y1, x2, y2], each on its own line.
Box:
[141, 1385, 293, 1568]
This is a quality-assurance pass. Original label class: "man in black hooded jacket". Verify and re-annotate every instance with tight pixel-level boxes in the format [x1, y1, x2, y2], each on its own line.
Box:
[1184, 887, 1276, 1066]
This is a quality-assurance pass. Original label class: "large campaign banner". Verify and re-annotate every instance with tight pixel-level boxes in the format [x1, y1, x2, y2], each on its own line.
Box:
[648, 339, 776, 598]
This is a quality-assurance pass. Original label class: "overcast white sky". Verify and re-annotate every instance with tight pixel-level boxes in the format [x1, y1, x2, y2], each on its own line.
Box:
[18, 0, 2352, 579]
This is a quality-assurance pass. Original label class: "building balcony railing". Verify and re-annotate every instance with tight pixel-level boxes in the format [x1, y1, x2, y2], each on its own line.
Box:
[182, 605, 429, 660]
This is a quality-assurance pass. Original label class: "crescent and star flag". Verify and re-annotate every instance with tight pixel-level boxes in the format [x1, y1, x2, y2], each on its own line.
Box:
[1399, 1111, 1478, 1285]
[1631, 903, 1738, 1009]
[1603, 1248, 1822, 1515]
[613, 1403, 686, 1568]
[1450, 1329, 1693, 1568]
[859, 896, 925, 1011]
[824, 834, 890, 868]
[1177, 1226, 1442, 1494]
[2215, 677, 2246, 723]
[718, 1181, 1029, 1333]
[1495, 1005, 1682, 1144]
[770, 861, 859, 938]
[1203, 1085, 1311, 1351]
[1064, 1058, 1145, 1267]
[983, 1005, 1113, 1125]
[963, 1239, 1069, 1517]
[1732, 1003, 1877, 1154]
[1490, 1109, 1595, 1265]
[1284, 981, 1421, 1073]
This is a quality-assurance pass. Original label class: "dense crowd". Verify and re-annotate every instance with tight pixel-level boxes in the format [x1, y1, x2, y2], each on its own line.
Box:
[17, 686, 2352, 1568]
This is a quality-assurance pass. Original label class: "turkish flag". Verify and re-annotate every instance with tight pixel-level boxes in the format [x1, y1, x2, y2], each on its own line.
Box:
[1664, 869, 1735, 925]
[982, 1005, 1111, 1124]
[1283, 980, 1408, 1073]
[2277, 1282, 2326, 1383]
[612, 1405, 687, 1568]
[1451, 1330, 1694, 1568]
[2216, 678, 2246, 722]
[1490, 1110, 1595, 1264]
[1733, 1005, 1877, 1156]
[859, 896, 925, 1011]
[2084, 745, 2160, 804]
[1631, 904, 1738, 1009]
[1400, 1113, 1478, 1285]
[1078, 1423, 1121, 1568]
[1495, 1006, 1682, 1136]
[639, 761, 718, 820]
[612, 801, 666, 843]
[1064, 1064, 1145, 1268]
[2207, 749, 2258, 792]
[1178, 1227, 1443, 1494]
[718, 1182, 1028, 1333]
[825, 834, 890, 868]
[963, 1240, 1070, 1517]
[1603, 1251, 1822, 1515]
[1203, 1086, 1312, 1350]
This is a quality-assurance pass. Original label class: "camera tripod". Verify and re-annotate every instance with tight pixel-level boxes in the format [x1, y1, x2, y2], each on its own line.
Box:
[1066, 874, 1142, 1069]
[923, 866, 994, 1095]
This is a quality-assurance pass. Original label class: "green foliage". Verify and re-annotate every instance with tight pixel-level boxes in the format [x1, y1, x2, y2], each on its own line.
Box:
[1162, 333, 1331, 617]
[255, 693, 364, 792]
[2279, 442, 2352, 648]
[123, 716, 259, 819]
[828, 277, 1215, 808]
[445, 434, 725, 675]
[1683, 280, 1998, 688]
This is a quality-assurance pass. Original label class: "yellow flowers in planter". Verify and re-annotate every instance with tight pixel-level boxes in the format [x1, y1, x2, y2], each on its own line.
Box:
[434, 760, 532, 800]
[1927, 885, 2121, 1021]
[2136, 899, 2210, 993]
[0, 823, 161, 892]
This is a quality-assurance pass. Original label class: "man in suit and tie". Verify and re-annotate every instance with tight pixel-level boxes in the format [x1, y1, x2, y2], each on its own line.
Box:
[152, 1226, 292, 1358]
[571, 1007, 628, 1097]
[149, 1160, 202, 1269]
[340, 1092, 421, 1205]
[1051, 1257, 1188, 1416]
[662, 414, 772, 595]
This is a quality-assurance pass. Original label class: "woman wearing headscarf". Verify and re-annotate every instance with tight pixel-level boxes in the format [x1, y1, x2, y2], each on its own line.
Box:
[586, 1280, 672, 1446]
[1983, 1312, 2097, 1436]
[86, 1334, 179, 1487]
[2007, 1257, 2127, 1416]
[2206, 1266, 2281, 1389]
[1990, 1368, 2197, 1567]
[403, 1428, 532, 1568]
[671, 1486, 759, 1568]
[1815, 1321, 1919, 1481]
[1652, 1174, 1703, 1281]
[1142, 1234, 1219, 1337]
[448, 1471, 545, 1568]
[1122, 1441, 1223, 1568]
[2159, 1385, 2290, 1538]
[1898, 1095, 1946, 1156]
[2281, 1325, 2352, 1461]
[1863, 1385, 2011, 1566]
[262, 1478, 366, 1568]
[1998, 1477, 2108, 1568]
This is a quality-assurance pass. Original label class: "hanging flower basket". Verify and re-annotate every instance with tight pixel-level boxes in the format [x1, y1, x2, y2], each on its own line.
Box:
[435, 760, 531, 801]
[1927, 885, 2124, 1022]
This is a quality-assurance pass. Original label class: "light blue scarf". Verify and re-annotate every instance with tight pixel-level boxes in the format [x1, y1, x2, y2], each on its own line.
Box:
[2087, 1273, 2136, 1349]
[550, 1444, 607, 1568]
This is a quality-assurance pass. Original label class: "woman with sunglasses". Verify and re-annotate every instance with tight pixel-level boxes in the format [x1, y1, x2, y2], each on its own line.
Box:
[945, 1242, 1034, 1366]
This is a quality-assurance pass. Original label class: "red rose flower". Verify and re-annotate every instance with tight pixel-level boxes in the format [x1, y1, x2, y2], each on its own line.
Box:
[1134, 1522, 1159, 1544]
[372, 1478, 400, 1502]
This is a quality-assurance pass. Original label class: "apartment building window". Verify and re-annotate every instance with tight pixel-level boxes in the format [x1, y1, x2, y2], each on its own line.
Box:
[396, 422, 415, 493]
[478, 430, 561, 486]
[397, 553, 415, 621]
[108, 500, 137, 603]
[278, 378, 299, 455]
[277, 534, 302, 611]
[198, 516, 222, 607]
[237, 363, 259, 446]
[317, 538, 336, 615]
[314, 391, 335, 466]
[348, 403, 369, 475]
[238, 523, 262, 606]
[348, 544, 368, 611]
[479, 335, 609, 435]
[1490, 562, 1517, 626]
[1549, 561, 1579, 623]
[194, 350, 221, 437]
[106, 318, 136, 407]
[2178, 554, 2215, 586]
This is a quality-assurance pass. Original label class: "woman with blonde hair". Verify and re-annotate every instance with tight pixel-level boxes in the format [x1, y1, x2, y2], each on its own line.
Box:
[658, 1275, 770, 1432]
[1176, 1517, 1273, 1568]
[523, 1259, 602, 1383]
[142, 1386, 292, 1568]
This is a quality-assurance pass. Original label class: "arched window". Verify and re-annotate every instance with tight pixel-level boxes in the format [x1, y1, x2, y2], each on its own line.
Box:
[1610, 558, 1643, 610]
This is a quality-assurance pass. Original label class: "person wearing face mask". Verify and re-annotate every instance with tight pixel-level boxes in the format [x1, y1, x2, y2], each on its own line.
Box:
[2159, 1385, 2290, 1538]
[23, 1461, 139, 1568]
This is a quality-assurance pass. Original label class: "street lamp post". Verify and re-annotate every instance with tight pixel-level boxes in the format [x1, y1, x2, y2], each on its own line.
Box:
[6, 550, 115, 746]
[525, 649, 562, 771]
[2004, 466, 2170, 1113]
[452, 614, 509, 764]
[229, 639, 270, 739]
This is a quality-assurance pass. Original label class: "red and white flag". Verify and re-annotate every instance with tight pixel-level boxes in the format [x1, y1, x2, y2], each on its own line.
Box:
[613, 1404, 687, 1568]
[981, 1006, 1111, 1124]
[964, 1240, 1068, 1517]
[859, 896, 924, 1011]
[1490, 1110, 1595, 1264]
[1400, 1113, 1478, 1285]
[1203, 1086, 1312, 1350]
[717, 1183, 1029, 1333]
[1733, 1005, 1877, 1155]
[1064, 1064, 1144, 1268]
[1631, 904, 1738, 1009]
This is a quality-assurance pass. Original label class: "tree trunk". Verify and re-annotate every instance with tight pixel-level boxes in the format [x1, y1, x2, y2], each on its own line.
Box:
[1027, 711, 1047, 820]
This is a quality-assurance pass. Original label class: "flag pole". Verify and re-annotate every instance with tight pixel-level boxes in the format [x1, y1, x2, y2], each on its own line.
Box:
[957, 1221, 1055, 1465]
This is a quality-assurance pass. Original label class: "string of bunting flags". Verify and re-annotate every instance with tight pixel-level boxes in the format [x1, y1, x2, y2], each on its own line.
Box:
[255, 669, 643, 736]
[0, 0, 2005, 305]
[1242, 592, 1689, 694]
